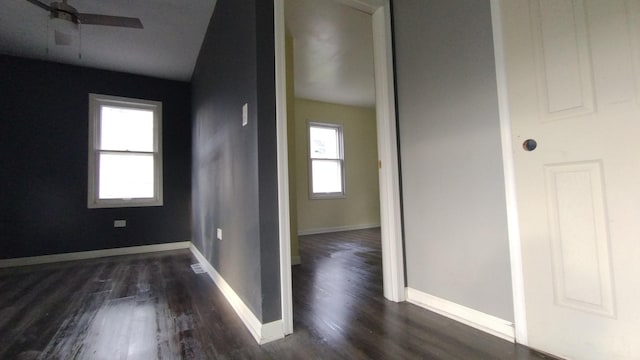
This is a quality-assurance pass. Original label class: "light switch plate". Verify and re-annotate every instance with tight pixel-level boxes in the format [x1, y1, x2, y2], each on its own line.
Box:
[217, 228, 222, 240]
[242, 103, 248, 127]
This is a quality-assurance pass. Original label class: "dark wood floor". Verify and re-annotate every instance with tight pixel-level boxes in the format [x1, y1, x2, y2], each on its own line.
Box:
[0, 229, 555, 359]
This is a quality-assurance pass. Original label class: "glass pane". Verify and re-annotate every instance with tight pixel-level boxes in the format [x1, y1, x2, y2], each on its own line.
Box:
[100, 106, 154, 151]
[99, 153, 154, 199]
[310, 126, 339, 159]
[312, 159, 343, 193]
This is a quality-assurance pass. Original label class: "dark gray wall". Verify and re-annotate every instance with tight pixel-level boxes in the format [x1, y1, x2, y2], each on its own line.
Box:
[0, 55, 192, 259]
[393, 0, 514, 321]
[191, 0, 281, 323]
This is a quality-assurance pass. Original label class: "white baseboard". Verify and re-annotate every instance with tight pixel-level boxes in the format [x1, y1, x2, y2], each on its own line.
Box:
[298, 224, 380, 236]
[189, 244, 285, 344]
[291, 255, 301, 265]
[406, 287, 515, 342]
[0, 242, 192, 268]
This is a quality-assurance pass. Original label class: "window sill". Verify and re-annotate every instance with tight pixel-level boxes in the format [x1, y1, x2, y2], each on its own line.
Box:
[310, 193, 346, 200]
[88, 199, 163, 209]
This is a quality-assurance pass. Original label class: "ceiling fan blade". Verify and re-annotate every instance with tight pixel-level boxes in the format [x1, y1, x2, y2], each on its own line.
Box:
[77, 13, 143, 29]
[24, 0, 51, 12]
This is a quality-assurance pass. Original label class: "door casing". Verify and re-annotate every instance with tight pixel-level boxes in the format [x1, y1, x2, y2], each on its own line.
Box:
[274, 0, 406, 336]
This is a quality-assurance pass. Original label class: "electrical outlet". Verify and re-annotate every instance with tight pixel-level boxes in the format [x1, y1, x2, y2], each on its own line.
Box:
[114, 220, 126, 228]
[217, 228, 222, 240]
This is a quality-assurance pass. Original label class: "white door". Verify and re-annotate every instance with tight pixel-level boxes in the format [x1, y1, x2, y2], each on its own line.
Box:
[501, 1, 640, 359]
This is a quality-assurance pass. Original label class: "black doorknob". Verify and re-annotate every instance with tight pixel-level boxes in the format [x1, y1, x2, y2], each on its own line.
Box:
[522, 139, 537, 151]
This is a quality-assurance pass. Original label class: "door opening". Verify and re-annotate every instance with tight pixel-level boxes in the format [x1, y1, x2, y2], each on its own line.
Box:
[274, 0, 404, 336]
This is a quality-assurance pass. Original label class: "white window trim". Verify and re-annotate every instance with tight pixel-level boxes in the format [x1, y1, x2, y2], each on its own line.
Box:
[88, 93, 163, 208]
[308, 121, 346, 200]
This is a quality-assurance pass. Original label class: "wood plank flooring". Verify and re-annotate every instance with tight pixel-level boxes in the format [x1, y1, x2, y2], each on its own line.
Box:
[0, 229, 556, 359]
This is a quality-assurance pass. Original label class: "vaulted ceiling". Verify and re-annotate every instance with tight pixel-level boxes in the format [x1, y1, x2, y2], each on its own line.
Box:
[0, 0, 216, 81]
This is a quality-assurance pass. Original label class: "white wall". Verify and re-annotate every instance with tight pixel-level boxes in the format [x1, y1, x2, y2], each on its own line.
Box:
[285, 29, 300, 261]
[393, 0, 514, 322]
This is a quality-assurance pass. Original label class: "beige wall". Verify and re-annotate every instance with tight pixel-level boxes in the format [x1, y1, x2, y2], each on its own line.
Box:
[294, 98, 380, 233]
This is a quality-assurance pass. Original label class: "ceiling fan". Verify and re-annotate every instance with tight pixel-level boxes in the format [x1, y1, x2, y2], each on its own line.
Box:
[25, 0, 143, 29]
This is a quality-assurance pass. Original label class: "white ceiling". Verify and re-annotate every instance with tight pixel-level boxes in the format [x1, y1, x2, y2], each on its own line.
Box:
[1, 0, 383, 106]
[0, 0, 216, 81]
[285, 0, 379, 108]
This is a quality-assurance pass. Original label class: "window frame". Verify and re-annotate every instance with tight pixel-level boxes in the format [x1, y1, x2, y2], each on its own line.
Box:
[88, 93, 163, 208]
[308, 121, 346, 200]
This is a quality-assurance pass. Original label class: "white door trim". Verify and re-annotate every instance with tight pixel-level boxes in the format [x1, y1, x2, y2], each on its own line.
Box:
[319, 0, 406, 302]
[489, 0, 528, 345]
[274, 0, 294, 336]
[370, 2, 406, 302]
[273, 0, 406, 337]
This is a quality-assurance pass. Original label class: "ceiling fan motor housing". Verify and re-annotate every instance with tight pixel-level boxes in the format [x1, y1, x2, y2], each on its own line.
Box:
[50, 1, 79, 24]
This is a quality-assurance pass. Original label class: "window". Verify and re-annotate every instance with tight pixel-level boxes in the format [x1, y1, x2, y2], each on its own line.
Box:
[309, 122, 345, 199]
[88, 94, 162, 208]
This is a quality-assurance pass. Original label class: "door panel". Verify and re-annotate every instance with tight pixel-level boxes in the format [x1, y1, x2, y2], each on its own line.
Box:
[532, 0, 595, 119]
[501, 0, 640, 358]
[545, 161, 615, 317]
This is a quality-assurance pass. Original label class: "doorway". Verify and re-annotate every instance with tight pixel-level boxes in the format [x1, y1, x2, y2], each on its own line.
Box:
[274, 0, 404, 336]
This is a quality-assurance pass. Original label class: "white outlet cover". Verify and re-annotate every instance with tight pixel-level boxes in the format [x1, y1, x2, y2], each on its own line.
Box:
[217, 228, 222, 240]
[242, 103, 248, 126]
